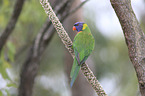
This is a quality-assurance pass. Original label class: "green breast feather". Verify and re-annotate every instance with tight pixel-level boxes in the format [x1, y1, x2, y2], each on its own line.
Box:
[73, 26, 95, 63]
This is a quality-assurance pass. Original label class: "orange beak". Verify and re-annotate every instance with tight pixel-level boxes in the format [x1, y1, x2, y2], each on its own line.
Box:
[73, 26, 76, 31]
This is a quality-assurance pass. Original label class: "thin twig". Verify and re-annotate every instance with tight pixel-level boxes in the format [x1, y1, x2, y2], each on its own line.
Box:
[40, 0, 107, 95]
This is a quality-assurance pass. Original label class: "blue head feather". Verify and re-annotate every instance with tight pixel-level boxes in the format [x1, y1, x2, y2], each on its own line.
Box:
[74, 22, 84, 32]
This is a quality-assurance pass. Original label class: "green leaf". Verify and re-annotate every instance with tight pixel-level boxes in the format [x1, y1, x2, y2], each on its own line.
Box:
[0, 91, 3, 96]
[7, 83, 17, 88]
[5, 89, 10, 96]
[7, 41, 16, 62]
[0, 59, 11, 80]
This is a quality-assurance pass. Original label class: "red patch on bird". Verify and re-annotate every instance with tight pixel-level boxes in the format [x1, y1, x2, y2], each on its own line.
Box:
[73, 26, 76, 31]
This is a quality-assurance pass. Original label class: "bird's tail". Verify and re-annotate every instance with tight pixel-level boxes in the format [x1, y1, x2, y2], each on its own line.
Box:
[70, 57, 80, 87]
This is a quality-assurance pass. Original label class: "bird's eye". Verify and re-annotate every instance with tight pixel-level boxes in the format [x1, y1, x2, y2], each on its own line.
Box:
[74, 23, 79, 26]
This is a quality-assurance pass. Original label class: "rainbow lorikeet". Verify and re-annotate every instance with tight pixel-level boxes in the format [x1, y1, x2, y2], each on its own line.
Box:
[70, 22, 95, 87]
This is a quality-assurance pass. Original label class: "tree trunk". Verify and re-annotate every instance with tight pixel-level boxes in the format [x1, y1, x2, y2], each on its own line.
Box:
[110, 0, 145, 95]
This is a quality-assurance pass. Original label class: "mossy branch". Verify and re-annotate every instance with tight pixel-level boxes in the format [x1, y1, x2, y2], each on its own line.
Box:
[40, 0, 107, 95]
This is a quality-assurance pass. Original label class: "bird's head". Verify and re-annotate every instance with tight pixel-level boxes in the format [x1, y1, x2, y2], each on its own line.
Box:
[73, 22, 87, 32]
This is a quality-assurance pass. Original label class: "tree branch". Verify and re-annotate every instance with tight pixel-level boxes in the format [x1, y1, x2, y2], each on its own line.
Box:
[40, 0, 107, 96]
[0, 0, 25, 53]
[110, 0, 145, 95]
[18, 0, 71, 96]
[18, 0, 90, 96]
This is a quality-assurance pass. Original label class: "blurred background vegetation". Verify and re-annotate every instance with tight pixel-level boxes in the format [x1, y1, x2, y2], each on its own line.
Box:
[0, 0, 145, 96]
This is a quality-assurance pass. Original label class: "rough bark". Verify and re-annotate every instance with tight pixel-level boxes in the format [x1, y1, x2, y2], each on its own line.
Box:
[110, 0, 145, 95]
[0, 0, 25, 53]
[40, 0, 107, 95]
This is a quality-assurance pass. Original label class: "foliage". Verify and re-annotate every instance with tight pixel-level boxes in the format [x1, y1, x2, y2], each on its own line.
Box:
[0, 0, 14, 28]
[0, 41, 17, 96]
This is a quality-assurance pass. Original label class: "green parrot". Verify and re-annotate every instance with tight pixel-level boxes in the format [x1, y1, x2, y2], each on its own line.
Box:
[70, 22, 95, 87]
